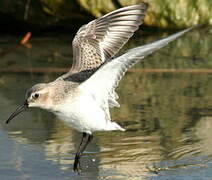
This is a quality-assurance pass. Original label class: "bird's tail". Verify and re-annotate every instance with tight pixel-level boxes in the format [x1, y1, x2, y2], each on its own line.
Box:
[106, 121, 125, 131]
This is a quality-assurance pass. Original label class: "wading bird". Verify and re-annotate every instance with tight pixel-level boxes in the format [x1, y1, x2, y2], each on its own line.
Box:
[6, 3, 192, 173]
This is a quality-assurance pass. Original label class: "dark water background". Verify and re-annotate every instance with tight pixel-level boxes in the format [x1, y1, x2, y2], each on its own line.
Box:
[0, 27, 212, 180]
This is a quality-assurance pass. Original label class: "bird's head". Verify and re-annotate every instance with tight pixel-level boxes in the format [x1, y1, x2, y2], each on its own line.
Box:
[6, 83, 51, 124]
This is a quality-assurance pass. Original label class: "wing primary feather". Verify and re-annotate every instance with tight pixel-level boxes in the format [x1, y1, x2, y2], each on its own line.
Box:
[60, 3, 148, 82]
[80, 28, 193, 118]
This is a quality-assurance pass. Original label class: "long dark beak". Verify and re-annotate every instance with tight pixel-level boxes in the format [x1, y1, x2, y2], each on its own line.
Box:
[6, 100, 28, 124]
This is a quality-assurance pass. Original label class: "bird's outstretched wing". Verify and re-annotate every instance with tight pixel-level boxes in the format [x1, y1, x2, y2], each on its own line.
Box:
[80, 28, 193, 121]
[60, 3, 148, 82]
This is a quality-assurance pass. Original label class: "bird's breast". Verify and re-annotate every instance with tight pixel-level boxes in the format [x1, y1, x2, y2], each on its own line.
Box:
[51, 92, 108, 133]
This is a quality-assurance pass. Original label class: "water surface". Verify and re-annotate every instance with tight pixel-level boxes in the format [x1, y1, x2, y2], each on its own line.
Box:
[0, 27, 212, 180]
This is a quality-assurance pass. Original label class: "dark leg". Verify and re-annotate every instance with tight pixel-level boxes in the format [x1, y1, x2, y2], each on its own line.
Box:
[73, 132, 93, 173]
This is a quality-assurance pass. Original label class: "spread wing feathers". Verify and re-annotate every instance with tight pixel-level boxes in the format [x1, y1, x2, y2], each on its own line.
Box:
[80, 28, 192, 121]
[68, 3, 148, 75]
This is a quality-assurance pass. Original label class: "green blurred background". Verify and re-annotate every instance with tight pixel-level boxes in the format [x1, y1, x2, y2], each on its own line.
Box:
[0, 0, 211, 33]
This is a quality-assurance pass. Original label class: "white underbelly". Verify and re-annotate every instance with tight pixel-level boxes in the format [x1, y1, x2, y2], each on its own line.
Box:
[54, 93, 108, 134]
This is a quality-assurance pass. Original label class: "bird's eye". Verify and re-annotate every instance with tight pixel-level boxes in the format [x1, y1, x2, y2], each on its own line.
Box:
[34, 93, 39, 99]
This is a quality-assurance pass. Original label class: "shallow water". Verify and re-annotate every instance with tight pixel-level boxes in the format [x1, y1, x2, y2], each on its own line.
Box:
[0, 27, 212, 180]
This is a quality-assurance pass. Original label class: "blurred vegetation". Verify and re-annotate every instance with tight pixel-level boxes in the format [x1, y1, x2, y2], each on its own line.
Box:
[0, 0, 211, 32]
[79, 0, 212, 28]
[0, 27, 211, 70]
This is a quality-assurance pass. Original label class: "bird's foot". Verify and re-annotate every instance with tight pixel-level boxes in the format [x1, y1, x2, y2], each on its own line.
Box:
[73, 156, 81, 174]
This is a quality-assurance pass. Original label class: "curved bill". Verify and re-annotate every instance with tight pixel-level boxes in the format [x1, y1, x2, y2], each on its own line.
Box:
[6, 101, 28, 124]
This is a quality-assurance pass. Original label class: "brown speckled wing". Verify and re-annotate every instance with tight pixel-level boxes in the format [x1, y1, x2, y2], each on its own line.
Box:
[61, 3, 148, 82]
